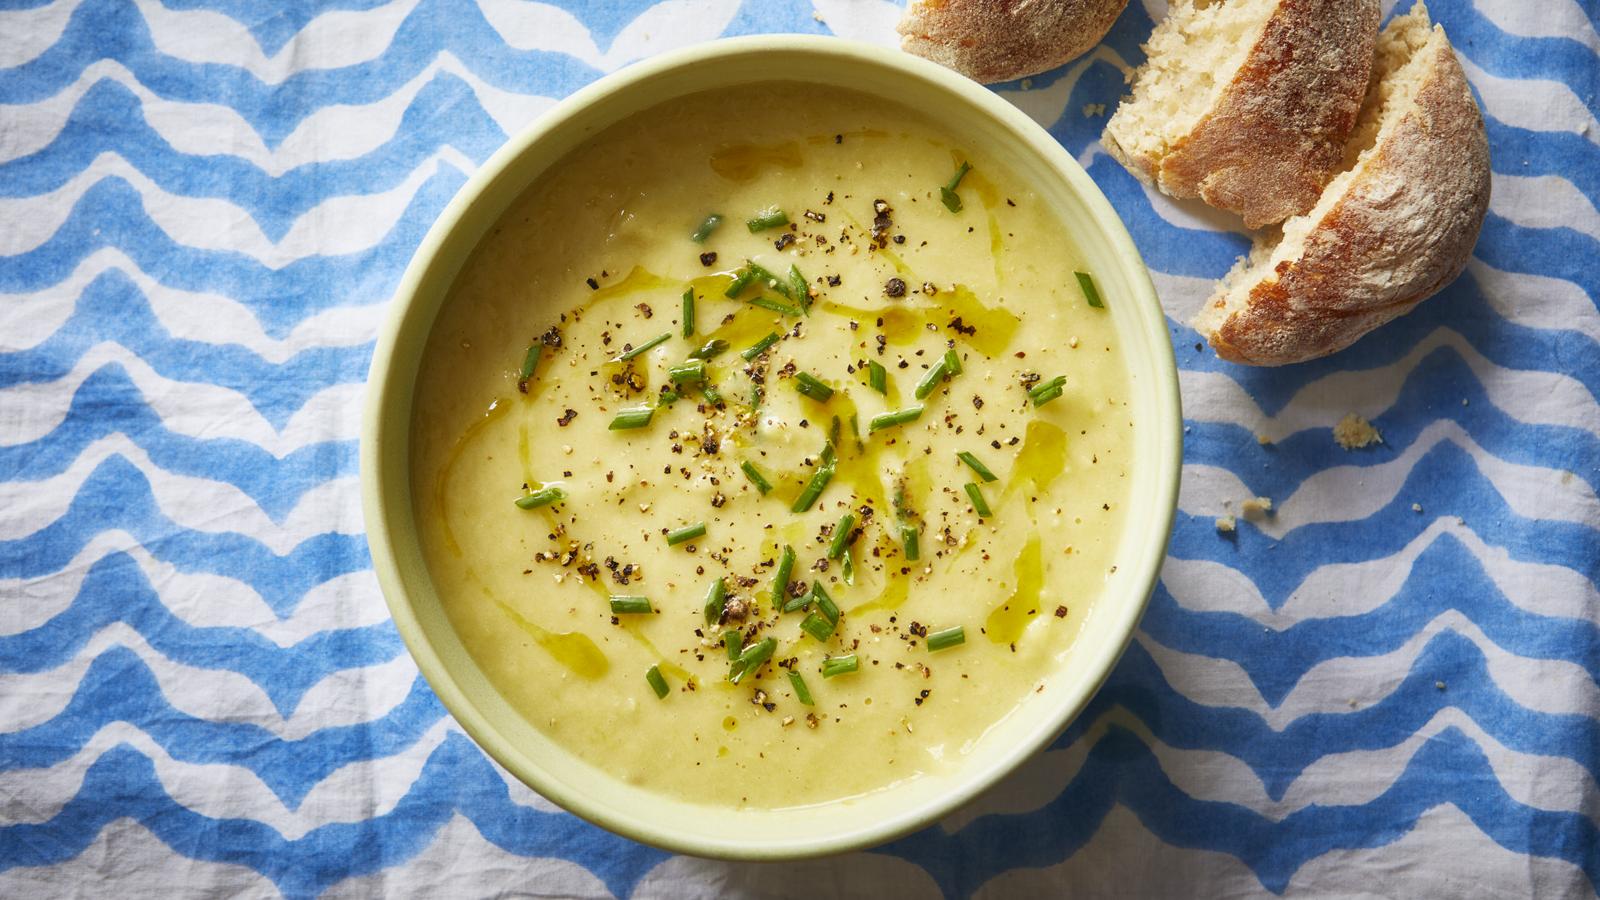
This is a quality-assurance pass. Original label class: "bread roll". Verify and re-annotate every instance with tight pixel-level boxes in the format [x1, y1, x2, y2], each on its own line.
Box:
[898, 0, 1129, 84]
[1103, 0, 1380, 228]
[1193, 3, 1490, 366]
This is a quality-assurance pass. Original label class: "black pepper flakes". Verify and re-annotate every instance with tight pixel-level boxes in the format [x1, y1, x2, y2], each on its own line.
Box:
[585, 277, 599, 290]
[700, 251, 718, 266]
[870, 199, 893, 248]
[885, 278, 907, 298]
[774, 232, 796, 251]
[556, 408, 577, 427]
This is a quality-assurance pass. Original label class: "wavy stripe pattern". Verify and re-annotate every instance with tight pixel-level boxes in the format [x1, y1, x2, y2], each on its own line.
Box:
[0, 0, 1595, 897]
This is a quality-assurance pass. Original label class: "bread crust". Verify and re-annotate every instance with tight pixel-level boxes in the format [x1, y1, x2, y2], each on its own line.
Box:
[1201, 23, 1490, 366]
[1105, 0, 1381, 229]
[1167, 0, 1380, 227]
[898, 0, 1129, 84]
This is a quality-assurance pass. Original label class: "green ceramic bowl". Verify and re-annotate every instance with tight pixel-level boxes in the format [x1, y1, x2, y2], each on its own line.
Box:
[363, 35, 1181, 860]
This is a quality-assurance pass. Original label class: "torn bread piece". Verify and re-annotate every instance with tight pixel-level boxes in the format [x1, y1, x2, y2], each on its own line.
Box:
[898, 0, 1129, 84]
[1104, 0, 1380, 228]
[1194, 3, 1490, 366]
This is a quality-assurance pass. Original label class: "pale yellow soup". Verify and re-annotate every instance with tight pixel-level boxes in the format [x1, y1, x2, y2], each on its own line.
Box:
[411, 83, 1134, 809]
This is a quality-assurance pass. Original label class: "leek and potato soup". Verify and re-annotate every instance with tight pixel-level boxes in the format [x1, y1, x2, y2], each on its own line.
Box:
[412, 84, 1134, 808]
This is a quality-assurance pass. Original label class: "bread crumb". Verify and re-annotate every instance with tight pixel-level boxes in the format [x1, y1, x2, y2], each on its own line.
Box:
[1241, 497, 1272, 520]
[1215, 515, 1236, 533]
[1334, 413, 1383, 449]
[1256, 433, 1272, 445]
[1082, 102, 1106, 117]
[1412, 502, 1423, 513]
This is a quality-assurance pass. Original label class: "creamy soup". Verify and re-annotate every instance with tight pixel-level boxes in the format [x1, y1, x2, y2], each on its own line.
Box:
[411, 83, 1134, 808]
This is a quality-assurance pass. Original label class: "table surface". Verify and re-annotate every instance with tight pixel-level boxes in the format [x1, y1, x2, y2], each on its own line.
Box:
[1, 0, 1596, 896]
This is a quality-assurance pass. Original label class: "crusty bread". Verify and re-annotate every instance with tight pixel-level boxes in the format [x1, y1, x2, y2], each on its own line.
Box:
[1193, 3, 1490, 366]
[898, 0, 1128, 84]
[1103, 0, 1380, 228]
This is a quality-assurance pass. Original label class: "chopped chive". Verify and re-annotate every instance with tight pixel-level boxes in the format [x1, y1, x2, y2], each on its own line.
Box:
[800, 611, 835, 642]
[725, 268, 757, 298]
[646, 665, 670, 698]
[702, 577, 726, 625]
[849, 413, 860, 442]
[657, 388, 680, 407]
[608, 406, 654, 430]
[609, 596, 652, 615]
[514, 485, 566, 509]
[1075, 270, 1105, 308]
[791, 460, 835, 512]
[782, 593, 811, 613]
[746, 262, 791, 299]
[868, 360, 887, 395]
[750, 384, 764, 409]
[794, 372, 835, 402]
[811, 581, 839, 624]
[741, 460, 773, 494]
[869, 405, 924, 433]
[841, 549, 855, 585]
[691, 213, 723, 243]
[748, 295, 804, 316]
[746, 207, 789, 232]
[788, 264, 810, 313]
[518, 343, 541, 381]
[958, 451, 998, 482]
[964, 482, 992, 517]
[821, 654, 859, 678]
[787, 670, 814, 705]
[1029, 375, 1067, 408]
[913, 359, 948, 400]
[701, 383, 724, 406]
[941, 161, 971, 213]
[666, 522, 706, 546]
[943, 347, 963, 376]
[927, 625, 966, 652]
[1030, 385, 1065, 406]
[730, 637, 777, 684]
[681, 288, 695, 337]
[772, 544, 796, 601]
[741, 332, 780, 360]
[900, 523, 920, 561]
[614, 331, 670, 362]
[667, 359, 706, 383]
[724, 629, 742, 659]
[827, 513, 855, 559]
[689, 338, 729, 360]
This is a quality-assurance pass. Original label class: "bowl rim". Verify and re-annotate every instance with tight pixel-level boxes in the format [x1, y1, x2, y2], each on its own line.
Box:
[362, 33, 1181, 861]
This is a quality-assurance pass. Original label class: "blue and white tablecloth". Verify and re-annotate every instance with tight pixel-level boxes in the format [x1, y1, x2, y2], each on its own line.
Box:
[1, 0, 1596, 896]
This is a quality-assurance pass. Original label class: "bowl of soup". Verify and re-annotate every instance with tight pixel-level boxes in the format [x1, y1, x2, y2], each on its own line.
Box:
[363, 35, 1181, 859]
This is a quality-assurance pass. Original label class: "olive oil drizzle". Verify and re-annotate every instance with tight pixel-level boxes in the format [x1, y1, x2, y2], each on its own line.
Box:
[481, 583, 610, 680]
[435, 397, 510, 556]
[985, 535, 1044, 646]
